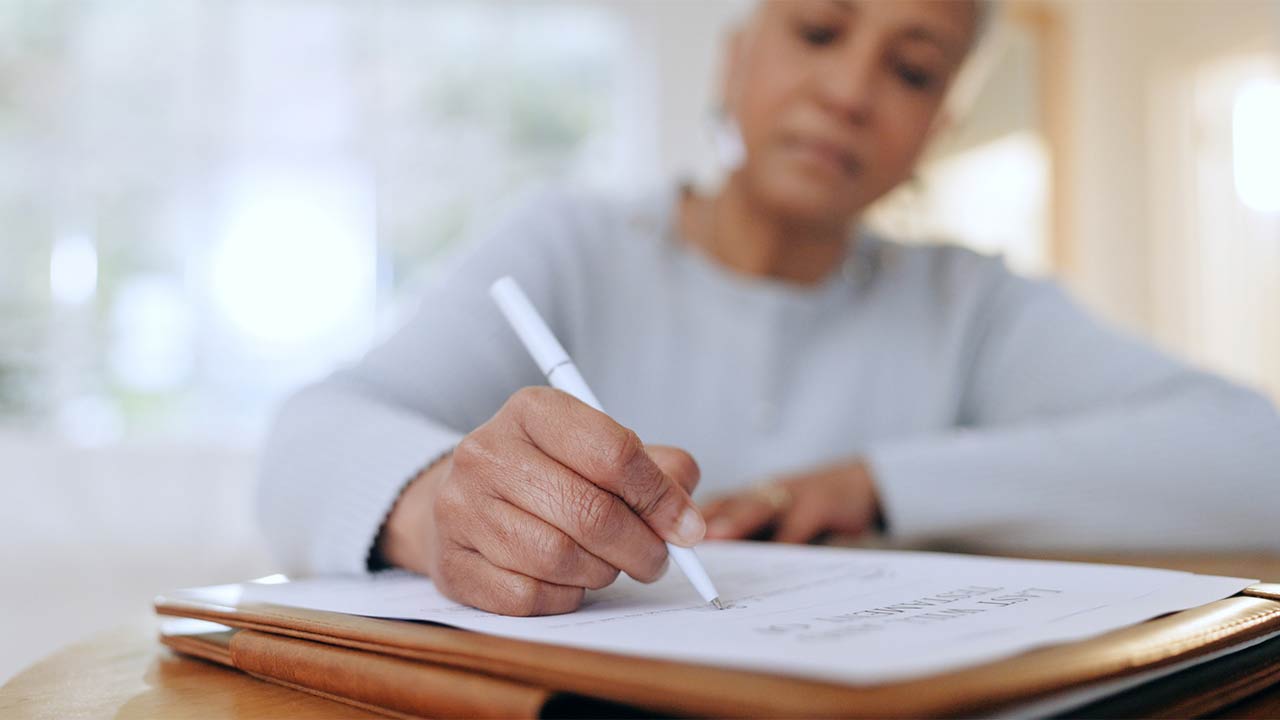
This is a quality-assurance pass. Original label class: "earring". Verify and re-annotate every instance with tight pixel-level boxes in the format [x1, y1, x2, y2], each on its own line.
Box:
[905, 172, 928, 240]
[709, 106, 747, 173]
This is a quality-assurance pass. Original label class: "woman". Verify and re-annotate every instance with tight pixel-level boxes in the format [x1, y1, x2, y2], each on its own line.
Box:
[258, 0, 1280, 616]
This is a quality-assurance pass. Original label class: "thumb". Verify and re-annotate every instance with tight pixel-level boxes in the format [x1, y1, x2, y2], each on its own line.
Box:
[645, 445, 701, 496]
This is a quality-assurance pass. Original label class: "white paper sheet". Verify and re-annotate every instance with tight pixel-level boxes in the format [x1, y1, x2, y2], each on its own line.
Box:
[210, 542, 1255, 685]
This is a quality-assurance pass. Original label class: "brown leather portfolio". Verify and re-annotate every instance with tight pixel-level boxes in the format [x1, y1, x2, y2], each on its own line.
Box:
[154, 581, 1280, 718]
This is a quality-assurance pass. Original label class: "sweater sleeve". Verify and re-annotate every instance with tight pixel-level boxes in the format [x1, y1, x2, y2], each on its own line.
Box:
[867, 258, 1280, 552]
[256, 188, 590, 575]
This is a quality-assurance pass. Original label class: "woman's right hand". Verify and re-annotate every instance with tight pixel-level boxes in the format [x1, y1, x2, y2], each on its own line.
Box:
[376, 386, 705, 616]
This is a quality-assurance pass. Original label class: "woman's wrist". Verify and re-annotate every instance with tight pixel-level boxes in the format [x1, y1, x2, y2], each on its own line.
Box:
[836, 458, 884, 535]
[851, 458, 886, 534]
[372, 452, 453, 574]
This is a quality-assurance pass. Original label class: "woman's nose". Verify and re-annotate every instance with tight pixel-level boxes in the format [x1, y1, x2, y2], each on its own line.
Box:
[813, 45, 878, 127]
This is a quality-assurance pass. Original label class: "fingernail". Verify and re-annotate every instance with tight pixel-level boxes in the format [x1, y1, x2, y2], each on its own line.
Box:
[675, 506, 706, 545]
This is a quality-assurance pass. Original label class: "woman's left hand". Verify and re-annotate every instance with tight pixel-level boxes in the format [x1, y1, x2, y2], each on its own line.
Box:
[701, 460, 883, 544]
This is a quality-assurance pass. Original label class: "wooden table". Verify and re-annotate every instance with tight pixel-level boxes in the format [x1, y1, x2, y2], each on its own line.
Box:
[3, 552, 1280, 719]
[0, 619, 383, 720]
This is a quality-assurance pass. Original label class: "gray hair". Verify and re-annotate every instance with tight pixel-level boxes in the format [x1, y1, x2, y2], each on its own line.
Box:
[945, 0, 1005, 121]
[722, 1, 1003, 119]
[974, 0, 998, 49]
[728, 0, 997, 51]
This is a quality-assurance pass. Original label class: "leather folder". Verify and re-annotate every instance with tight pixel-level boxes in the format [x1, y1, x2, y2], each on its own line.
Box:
[155, 582, 1280, 718]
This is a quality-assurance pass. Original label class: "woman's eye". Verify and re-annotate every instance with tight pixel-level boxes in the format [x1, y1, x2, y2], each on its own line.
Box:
[895, 64, 935, 91]
[798, 23, 840, 46]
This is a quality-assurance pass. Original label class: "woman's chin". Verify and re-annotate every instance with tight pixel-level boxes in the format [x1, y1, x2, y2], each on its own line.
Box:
[747, 169, 863, 226]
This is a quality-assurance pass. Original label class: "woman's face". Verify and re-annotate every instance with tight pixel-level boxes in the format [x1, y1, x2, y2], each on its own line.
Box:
[726, 1, 977, 225]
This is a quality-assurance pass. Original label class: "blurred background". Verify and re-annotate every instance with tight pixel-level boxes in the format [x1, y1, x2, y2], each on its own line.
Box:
[2, 0, 1279, 683]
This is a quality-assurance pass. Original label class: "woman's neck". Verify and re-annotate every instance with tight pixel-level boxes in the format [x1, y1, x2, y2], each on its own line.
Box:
[679, 175, 852, 286]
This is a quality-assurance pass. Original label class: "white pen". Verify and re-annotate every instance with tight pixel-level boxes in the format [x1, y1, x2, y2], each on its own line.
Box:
[489, 275, 724, 610]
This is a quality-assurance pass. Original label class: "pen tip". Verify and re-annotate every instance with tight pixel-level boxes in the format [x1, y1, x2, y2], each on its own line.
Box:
[711, 597, 725, 610]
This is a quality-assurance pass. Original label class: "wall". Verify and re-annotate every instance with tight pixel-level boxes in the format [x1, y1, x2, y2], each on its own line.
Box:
[1054, 0, 1280, 343]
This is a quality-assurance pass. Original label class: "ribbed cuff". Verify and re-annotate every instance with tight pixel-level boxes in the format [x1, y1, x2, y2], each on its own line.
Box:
[312, 416, 462, 576]
[366, 448, 455, 572]
[259, 381, 466, 576]
[865, 427, 1070, 546]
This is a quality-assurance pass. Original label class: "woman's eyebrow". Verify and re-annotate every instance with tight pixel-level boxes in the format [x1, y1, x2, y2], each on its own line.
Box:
[898, 26, 963, 60]
[820, 2, 965, 60]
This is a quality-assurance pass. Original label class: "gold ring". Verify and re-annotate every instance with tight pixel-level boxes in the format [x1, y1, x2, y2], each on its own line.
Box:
[751, 482, 793, 513]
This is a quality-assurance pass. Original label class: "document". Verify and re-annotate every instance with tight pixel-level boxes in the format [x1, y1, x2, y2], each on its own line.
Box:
[215, 542, 1255, 684]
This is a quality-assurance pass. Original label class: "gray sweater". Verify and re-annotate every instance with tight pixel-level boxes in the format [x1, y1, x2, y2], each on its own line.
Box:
[258, 183, 1280, 575]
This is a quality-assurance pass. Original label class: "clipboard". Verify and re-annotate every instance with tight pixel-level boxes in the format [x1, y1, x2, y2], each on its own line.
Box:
[154, 581, 1280, 718]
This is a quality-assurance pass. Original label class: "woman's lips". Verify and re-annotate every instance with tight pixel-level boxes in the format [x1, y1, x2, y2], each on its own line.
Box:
[783, 137, 862, 180]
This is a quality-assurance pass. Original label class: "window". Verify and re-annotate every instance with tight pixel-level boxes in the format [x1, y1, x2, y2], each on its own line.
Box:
[1184, 56, 1280, 401]
[0, 1, 637, 445]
